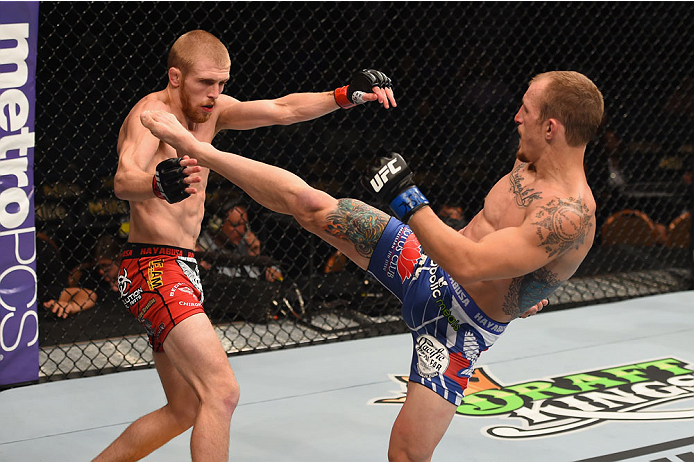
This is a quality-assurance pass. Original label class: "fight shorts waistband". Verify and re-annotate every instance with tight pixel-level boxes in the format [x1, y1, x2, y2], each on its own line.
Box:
[444, 273, 508, 336]
[121, 243, 196, 260]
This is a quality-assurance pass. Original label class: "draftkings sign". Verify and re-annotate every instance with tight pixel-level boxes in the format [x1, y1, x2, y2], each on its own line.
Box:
[372, 357, 694, 439]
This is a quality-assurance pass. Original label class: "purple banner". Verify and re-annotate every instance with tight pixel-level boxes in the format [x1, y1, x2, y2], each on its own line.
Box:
[0, 1, 39, 386]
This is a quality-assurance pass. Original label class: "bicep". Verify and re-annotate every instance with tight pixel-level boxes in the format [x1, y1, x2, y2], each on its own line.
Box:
[216, 97, 283, 131]
[462, 197, 593, 281]
[409, 208, 550, 282]
[117, 112, 162, 173]
[468, 224, 551, 281]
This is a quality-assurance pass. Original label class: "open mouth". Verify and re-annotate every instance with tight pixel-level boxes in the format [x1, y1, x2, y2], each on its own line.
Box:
[202, 104, 214, 112]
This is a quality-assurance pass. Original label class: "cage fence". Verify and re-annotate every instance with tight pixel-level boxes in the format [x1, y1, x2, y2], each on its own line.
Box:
[33, 2, 694, 381]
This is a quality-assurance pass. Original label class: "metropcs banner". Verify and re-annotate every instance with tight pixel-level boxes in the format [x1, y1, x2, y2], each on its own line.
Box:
[0, 2, 39, 386]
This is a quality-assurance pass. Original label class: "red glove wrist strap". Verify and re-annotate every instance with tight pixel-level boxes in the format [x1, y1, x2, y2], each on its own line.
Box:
[334, 85, 355, 109]
[152, 175, 165, 200]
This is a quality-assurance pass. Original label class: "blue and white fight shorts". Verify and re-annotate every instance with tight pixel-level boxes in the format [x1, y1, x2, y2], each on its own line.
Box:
[368, 218, 508, 406]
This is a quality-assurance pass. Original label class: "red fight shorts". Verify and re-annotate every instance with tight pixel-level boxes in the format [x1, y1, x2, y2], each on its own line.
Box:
[118, 243, 205, 352]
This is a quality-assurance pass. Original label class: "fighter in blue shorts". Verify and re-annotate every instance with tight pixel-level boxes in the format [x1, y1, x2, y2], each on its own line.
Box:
[368, 218, 507, 406]
[142, 70, 602, 462]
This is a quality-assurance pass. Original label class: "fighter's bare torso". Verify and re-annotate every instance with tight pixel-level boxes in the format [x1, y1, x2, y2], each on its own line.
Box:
[460, 161, 596, 322]
[116, 90, 226, 249]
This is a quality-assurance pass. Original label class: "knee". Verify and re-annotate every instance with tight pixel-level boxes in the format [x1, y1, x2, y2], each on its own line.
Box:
[388, 445, 408, 462]
[221, 380, 241, 414]
[291, 187, 336, 231]
[387, 433, 407, 462]
[388, 428, 429, 462]
[205, 374, 240, 417]
[387, 448, 425, 462]
[387, 447, 407, 462]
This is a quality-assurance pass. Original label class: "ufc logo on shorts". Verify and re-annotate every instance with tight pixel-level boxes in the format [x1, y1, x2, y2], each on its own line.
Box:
[370, 159, 401, 193]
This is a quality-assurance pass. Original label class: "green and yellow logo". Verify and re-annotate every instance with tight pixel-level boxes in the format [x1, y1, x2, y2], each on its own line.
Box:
[371, 357, 694, 439]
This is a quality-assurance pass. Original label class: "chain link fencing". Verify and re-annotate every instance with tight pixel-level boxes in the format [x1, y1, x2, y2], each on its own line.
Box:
[33, 2, 694, 381]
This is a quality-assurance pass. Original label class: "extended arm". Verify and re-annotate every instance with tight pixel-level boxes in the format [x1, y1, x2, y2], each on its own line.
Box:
[408, 207, 553, 284]
[216, 69, 396, 131]
[43, 287, 97, 319]
[216, 92, 340, 130]
[364, 153, 592, 285]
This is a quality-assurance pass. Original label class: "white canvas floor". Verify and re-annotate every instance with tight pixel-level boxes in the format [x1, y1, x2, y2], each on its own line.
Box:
[2, 291, 694, 462]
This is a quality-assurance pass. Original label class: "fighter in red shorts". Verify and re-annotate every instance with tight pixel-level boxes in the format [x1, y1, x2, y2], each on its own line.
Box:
[93, 29, 396, 462]
[118, 244, 204, 352]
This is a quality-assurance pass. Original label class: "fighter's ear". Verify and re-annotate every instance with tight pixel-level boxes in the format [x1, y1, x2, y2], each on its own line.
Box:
[168, 67, 182, 88]
[545, 118, 562, 141]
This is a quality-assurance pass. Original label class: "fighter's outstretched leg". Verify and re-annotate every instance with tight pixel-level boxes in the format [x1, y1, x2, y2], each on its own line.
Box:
[141, 110, 390, 269]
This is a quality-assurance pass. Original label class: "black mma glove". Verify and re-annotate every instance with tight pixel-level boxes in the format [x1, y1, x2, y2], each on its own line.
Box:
[334, 69, 393, 109]
[152, 157, 189, 204]
[363, 153, 429, 223]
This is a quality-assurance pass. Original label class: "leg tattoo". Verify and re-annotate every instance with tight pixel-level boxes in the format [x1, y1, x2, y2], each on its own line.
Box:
[323, 199, 390, 258]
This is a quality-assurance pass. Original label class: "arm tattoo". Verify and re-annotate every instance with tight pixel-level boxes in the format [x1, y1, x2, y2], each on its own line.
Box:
[323, 199, 390, 258]
[532, 196, 593, 258]
[502, 267, 563, 318]
[509, 163, 542, 207]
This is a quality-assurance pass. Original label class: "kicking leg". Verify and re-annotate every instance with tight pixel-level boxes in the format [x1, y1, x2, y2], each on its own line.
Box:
[141, 110, 392, 270]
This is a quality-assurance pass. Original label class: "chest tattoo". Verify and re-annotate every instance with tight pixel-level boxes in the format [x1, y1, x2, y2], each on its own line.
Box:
[509, 163, 542, 207]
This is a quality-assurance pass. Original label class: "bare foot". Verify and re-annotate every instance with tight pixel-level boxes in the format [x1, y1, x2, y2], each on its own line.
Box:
[140, 110, 198, 153]
[520, 298, 548, 319]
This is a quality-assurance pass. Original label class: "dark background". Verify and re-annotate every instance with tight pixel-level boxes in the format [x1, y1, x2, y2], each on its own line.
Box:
[33, 2, 694, 379]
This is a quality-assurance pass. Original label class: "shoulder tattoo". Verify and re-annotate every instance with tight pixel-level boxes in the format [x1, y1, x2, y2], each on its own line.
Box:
[323, 199, 390, 258]
[502, 267, 563, 318]
[509, 163, 542, 207]
[532, 196, 593, 258]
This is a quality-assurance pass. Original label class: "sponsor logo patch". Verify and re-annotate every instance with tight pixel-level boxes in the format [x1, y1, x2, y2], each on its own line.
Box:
[122, 288, 143, 307]
[118, 268, 132, 297]
[413, 260, 462, 331]
[415, 334, 450, 378]
[137, 298, 156, 322]
[397, 233, 422, 282]
[169, 282, 194, 297]
[147, 258, 164, 290]
[176, 257, 203, 302]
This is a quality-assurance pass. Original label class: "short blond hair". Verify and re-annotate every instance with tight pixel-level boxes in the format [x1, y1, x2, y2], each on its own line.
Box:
[167, 30, 230, 73]
[530, 71, 604, 147]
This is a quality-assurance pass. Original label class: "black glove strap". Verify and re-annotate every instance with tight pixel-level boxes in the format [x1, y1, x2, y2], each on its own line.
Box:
[348, 69, 392, 104]
[335, 69, 393, 109]
[153, 158, 189, 204]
